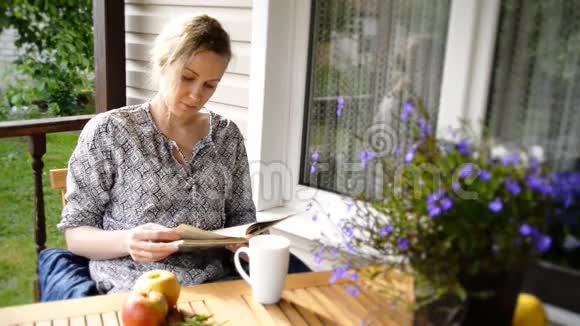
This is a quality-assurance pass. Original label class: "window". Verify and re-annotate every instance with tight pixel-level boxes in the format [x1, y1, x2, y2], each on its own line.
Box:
[300, 0, 451, 196]
[486, 0, 580, 171]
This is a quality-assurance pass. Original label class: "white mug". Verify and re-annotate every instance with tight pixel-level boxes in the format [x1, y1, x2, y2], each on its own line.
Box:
[234, 234, 290, 304]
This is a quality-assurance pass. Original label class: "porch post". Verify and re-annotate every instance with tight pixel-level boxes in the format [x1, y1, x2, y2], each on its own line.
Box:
[93, 0, 126, 112]
[28, 134, 47, 256]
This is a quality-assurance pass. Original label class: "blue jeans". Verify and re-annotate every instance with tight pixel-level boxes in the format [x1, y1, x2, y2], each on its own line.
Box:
[38, 248, 311, 302]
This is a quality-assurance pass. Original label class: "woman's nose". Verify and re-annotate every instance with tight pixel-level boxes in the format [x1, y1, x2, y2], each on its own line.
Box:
[188, 83, 202, 101]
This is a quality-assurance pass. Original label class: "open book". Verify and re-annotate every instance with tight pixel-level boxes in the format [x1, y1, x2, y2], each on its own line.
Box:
[174, 215, 292, 251]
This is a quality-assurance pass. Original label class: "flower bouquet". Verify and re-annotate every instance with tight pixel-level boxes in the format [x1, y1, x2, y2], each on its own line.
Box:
[310, 97, 577, 325]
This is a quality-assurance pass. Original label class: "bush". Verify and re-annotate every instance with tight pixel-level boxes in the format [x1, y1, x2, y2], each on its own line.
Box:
[0, 0, 94, 120]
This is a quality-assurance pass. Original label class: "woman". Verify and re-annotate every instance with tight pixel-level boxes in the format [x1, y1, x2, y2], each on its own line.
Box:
[54, 15, 258, 295]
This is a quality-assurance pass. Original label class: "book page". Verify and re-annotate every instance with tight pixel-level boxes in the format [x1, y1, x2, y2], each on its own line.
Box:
[174, 225, 232, 240]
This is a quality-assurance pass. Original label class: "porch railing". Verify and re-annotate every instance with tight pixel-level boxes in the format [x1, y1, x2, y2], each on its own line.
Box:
[0, 116, 94, 256]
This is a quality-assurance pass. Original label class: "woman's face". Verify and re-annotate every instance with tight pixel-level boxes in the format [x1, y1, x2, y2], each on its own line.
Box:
[161, 50, 227, 117]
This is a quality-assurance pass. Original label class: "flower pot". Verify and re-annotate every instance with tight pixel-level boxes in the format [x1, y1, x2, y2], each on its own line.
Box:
[413, 269, 523, 326]
[413, 293, 465, 326]
[522, 260, 580, 313]
[459, 270, 524, 326]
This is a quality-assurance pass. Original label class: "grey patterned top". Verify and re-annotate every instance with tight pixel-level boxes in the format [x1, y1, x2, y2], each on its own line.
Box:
[57, 103, 256, 294]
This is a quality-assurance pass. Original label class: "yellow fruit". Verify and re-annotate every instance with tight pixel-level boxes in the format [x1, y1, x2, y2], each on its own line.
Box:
[133, 270, 181, 308]
[512, 293, 547, 326]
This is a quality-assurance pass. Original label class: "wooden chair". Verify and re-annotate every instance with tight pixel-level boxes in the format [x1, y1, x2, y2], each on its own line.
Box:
[49, 168, 68, 207]
[34, 168, 68, 301]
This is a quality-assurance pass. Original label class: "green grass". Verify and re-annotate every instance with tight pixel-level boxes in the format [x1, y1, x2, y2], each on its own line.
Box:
[0, 132, 79, 307]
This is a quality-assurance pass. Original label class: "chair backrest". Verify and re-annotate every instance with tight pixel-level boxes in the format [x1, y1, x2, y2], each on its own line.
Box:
[49, 168, 67, 208]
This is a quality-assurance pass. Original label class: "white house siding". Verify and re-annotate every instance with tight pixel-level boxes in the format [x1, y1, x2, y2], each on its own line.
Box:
[124, 0, 252, 137]
[0, 28, 20, 91]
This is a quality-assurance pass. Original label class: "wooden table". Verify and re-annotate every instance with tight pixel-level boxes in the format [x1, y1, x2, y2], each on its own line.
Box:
[0, 272, 411, 326]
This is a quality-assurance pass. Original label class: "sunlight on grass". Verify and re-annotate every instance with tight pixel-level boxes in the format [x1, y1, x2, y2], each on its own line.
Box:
[0, 132, 79, 307]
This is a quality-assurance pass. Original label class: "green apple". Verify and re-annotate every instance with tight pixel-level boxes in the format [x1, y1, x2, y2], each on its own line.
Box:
[133, 270, 181, 307]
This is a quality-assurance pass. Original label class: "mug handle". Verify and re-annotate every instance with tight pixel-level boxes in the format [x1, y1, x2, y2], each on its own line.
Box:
[234, 246, 252, 285]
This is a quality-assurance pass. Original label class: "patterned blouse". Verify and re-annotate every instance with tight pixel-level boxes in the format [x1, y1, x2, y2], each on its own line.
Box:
[57, 103, 256, 294]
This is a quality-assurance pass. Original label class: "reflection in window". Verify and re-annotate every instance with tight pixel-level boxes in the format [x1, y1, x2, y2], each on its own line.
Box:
[301, 0, 450, 197]
[487, 0, 580, 171]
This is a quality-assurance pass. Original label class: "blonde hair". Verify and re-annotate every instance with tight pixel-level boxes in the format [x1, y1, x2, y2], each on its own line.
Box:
[150, 15, 231, 103]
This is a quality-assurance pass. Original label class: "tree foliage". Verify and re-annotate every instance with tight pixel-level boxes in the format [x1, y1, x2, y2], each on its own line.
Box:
[0, 0, 94, 120]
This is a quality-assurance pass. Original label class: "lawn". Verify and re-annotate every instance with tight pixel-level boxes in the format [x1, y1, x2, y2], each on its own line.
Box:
[0, 132, 79, 307]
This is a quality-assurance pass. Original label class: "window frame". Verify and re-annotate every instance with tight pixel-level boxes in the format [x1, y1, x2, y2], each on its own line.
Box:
[248, 0, 501, 235]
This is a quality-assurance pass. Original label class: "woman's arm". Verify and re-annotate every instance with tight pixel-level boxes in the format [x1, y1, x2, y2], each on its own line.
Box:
[65, 223, 181, 262]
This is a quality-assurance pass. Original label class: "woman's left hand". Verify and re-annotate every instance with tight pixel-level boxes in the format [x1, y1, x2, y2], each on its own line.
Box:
[225, 243, 246, 253]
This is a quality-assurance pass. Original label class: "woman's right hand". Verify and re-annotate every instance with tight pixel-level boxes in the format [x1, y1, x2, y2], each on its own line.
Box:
[125, 223, 181, 263]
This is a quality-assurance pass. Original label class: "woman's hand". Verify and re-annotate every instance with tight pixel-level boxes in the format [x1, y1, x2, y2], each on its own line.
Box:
[125, 223, 181, 263]
[225, 243, 247, 253]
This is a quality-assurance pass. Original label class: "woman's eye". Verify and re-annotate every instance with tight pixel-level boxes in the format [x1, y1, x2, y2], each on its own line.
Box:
[182, 75, 194, 81]
[205, 84, 216, 89]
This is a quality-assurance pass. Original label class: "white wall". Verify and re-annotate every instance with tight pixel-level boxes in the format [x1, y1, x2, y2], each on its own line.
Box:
[0, 28, 20, 91]
[124, 0, 252, 137]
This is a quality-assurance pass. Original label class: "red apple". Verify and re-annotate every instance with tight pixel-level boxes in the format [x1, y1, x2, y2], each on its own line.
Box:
[121, 290, 168, 326]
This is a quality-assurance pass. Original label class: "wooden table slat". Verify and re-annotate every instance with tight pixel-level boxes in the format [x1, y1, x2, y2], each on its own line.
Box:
[282, 289, 324, 326]
[278, 299, 308, 326]
[115, 311, 124, 326]
[33, 322, 51, 326]
[189, 301, 210, 316]
[240, 295, 278, 326]
[204, 295, 260, 325]
[69, 316, 86, 326]
[261, 301, 293, 326]
[52, 319, 68, 326]
[305, 286, 361, 325]
[101, 312, 119, 326]
[325, 285, 370, 320]
[358, 287, 411, 325]
[85, 314, 102, 326]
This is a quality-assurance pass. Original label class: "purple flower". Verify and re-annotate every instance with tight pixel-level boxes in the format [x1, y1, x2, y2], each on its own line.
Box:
[404, 148, 415, 163]
[313, 251, 323, 265]
[343, 226, 354, 239]
[478, 170, 491, 182]
[459, 163, 474, 178]
[311, 150, 319, 161]
[346, 202, 354, 212]
[344, 284, 358, 297]
[427, 189, 445, 204]
[345, 243, 355, 254]
[452, 181, 461, 192]
[456, 139, 470, 156]
[336, 96, 345, 117]
[501, 156, 511, 166]
[311, 213, 318, 222]
[501, 154, 520, 166]
[398, 238, 410, 250]
[349, 271, 359, 281]
[400, 100, 414, 121]
[535, 235, 552, 253]
[309, 162, 316, 174]
[359, 149, 376, 169]
[393, 145, 400, 158]
[379, 225, 393, 237]
[428, 204, 442, 217]
[504, 178, 522, 195]
[519, 223, 533, 237]
[488, 198, 503, 213]
[330, 247, 338, 256]
[440, 197, 454, 211]
[417, 119, 433, 138]
[329, 266, 347, 284]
